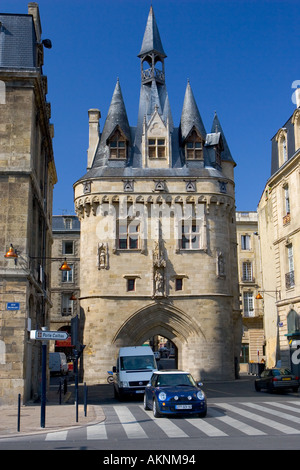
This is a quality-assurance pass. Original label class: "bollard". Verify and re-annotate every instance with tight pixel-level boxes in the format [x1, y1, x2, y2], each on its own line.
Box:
[17, 394, 21, 432]
[84, 382, 88, 417]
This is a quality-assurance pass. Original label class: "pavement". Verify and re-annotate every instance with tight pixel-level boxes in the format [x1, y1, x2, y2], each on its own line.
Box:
[0, 381, 105, 438]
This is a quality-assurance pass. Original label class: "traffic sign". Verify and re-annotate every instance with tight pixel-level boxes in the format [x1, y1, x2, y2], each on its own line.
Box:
[30, 330, 69, 341]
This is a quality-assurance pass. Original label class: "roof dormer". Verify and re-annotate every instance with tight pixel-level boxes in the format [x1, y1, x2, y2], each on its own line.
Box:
[142, 105, 171, 168]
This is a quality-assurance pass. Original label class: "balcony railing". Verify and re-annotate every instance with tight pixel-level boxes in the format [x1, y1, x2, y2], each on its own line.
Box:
[285, 270, 295, 289]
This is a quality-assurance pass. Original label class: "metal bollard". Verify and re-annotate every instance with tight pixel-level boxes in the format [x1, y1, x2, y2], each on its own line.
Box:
[17, 394, 21, 432]
[84, 382, 88, 417]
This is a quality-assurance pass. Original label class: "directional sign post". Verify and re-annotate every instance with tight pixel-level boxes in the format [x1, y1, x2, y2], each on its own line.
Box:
[30, 328, 69, 428]
[30, 330, 69, 341]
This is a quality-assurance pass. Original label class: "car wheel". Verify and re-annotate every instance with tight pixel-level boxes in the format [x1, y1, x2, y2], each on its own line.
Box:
[153, 398, 161, 418]
[144, 394, 150, 410]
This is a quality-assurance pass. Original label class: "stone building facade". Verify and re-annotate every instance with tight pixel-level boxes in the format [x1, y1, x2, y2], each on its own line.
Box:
[0, 3, 57, 404]
[74, 7, 242, 383]
[49, 215, 80, 359]
[257, 90, 300, 373]
[236, 211, 264, 372]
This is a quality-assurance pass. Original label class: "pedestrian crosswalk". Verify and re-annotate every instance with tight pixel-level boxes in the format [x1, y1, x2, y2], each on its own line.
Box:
[43, 401, 300, 441]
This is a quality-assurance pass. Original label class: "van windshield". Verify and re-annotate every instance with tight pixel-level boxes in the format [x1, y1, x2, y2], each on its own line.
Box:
[120, 355, 156, 371]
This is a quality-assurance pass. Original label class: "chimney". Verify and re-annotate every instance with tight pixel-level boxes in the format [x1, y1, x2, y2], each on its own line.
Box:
[296, 88, 300, 109]
[28, 2, 42, 43]
[87, 109, 100, 169]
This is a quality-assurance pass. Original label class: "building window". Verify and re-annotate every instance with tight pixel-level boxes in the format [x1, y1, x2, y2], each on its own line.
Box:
[240, 344, 249, 364]
[148, 138, 166, 158]
[62, 265, 73, 283]
[185, 130, 203, 160]
[63, 241, 74, 255]
[109, 129, 127, 159]
[118, 219, 140, 250]
[64, 218, 72, 230]
[61, 293, 73, 316]
[243, 291, 254, 317]
[286, 244, 295, 289]
[181, 220, 201, 249]
[127, 278, 135, 292]
[242, 261, 253, 282]
[175, 277, 183, 291]
[284, 185, 290, 214]
[241, 235, 251, 250]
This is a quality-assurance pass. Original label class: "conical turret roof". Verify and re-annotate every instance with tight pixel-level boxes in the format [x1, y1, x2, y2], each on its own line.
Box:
[211, 112, 236, 165]
[180, 81, 206, 141]
[138, 6, 166, 58]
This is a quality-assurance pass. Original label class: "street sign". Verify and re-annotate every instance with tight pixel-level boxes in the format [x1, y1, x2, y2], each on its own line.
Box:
[30, 330, 69, 341]
[6, 302, 20, 310]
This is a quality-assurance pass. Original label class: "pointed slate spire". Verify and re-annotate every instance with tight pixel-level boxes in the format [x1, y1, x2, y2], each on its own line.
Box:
[138, 6, 166, 58]
[211, 112, 236, 165]
[92, 79, 130, 168]
[180, 80, 206, 141]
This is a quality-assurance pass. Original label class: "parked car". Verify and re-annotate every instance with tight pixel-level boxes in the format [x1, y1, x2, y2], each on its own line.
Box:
[255, 368, 299, 393]
[144, 370, 207, 418]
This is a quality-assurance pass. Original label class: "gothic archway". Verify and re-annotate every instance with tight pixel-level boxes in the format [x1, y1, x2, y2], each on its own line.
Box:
[112, 301, 205, 352]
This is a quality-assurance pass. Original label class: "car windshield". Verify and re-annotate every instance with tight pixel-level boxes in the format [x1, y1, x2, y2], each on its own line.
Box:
[120, 355, 156, 371]
[156, 373, 196, 387]
[272, 368, 292, 376]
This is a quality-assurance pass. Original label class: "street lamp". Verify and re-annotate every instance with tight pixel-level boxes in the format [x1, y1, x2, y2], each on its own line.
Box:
[256, 290, 281, 301]
[4, 244, 72, 271]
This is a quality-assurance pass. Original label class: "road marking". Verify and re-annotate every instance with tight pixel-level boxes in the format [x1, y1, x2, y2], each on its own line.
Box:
[218, 403, 300, 435]
[209, 407, 265, 436]
[45, 430, 68, 441]
[244, 402, 300, 424]
[86, 422, 107, 440]
[113, 406, 147, 439]
[185, 417, 228, 437]
[264, 402, 300, 414]
[141, 407, 189, 438]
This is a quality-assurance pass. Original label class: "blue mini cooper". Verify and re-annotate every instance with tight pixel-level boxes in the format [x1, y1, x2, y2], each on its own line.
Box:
[144, 370, 207, 418]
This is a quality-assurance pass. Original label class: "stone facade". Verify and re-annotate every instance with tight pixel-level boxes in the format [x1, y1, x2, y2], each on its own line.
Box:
[0, 3, 57, 404]
[257, 90, 300, 372]
[49, 215, 80, 357]
[74, 7, 242, 383]
[236, 211, 264, 372]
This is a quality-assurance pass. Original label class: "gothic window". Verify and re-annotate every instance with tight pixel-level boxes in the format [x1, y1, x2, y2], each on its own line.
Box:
[185, 130, 203, 160]
[181, 220, 201, 249]
[148, 138, 166, 158]
[108, 129, 127, 159]
[118, 219, 140, 250]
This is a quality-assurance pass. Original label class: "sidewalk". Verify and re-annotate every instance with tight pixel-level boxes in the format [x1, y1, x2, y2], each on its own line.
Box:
[0, 385, 105, 438]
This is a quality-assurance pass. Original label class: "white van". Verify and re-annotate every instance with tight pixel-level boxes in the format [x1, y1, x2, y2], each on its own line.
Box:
[113, 346, 157, 399]
[49, 352, 68, 376]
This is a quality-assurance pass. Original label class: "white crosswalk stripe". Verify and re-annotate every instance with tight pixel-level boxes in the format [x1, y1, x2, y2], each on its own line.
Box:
[217, 402, 300, 435]
[113, 406, 147, 439]
[43, 401, 300, 441]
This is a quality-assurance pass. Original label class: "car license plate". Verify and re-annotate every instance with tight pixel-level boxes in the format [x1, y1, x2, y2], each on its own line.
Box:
[282, 378, 291, 380]
[175, 405, 192, 410]
[136, 390, 144, 393]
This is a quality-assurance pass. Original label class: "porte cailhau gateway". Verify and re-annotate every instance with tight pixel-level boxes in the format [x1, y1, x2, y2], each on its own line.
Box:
[74, 6, 242, 383]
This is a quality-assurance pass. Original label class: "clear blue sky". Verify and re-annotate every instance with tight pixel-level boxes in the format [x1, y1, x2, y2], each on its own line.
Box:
[2, 0, 300, 214]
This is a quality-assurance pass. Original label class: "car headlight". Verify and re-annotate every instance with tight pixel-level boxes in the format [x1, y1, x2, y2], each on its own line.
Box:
[188, 395, 192, 400]
[158, 392, 167, 401]
[197, 390, 205, 400]
[120, 381, 129, 388]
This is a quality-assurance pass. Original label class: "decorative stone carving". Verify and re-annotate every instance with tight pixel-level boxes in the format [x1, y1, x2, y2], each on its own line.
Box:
[153, 240, 166, 297]
[98, 242, 108, 270]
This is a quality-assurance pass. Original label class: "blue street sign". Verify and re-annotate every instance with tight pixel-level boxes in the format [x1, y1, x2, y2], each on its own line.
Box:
[6, 302, 20, 310]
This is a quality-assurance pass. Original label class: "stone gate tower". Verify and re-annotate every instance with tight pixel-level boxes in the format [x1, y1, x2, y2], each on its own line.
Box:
[74, 7, 242, 382]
